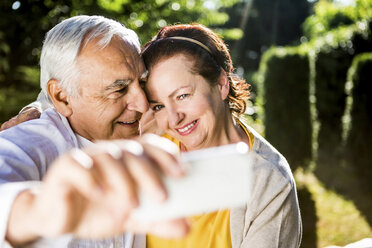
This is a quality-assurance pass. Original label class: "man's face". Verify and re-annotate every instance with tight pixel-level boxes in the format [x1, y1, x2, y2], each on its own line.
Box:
[67, 37, 149, 141]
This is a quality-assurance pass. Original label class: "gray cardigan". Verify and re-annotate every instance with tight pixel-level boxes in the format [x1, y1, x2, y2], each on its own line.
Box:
[132, 122, 302, 248]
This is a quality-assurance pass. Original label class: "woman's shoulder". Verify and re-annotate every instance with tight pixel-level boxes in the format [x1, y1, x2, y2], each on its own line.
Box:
[239, 120, 294, 185]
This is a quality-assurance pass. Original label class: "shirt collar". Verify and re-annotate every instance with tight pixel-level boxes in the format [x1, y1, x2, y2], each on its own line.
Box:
[55, 109, 93, 148]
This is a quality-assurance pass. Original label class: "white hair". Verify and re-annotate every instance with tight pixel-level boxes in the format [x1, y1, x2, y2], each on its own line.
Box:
[40, 15, 140, 97]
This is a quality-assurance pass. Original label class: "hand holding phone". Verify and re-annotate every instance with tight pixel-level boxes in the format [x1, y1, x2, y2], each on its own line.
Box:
[130, 142, 253, 221]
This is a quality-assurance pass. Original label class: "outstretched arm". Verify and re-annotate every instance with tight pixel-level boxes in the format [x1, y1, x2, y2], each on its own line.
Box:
[5, 135, 189, 246]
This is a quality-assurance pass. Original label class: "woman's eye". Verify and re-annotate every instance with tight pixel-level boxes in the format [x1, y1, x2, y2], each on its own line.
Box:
[178, 94, 189, 100]
[152, 105, 164, 112]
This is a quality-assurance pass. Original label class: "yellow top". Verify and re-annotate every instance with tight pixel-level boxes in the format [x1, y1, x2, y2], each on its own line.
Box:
[236, 118, 255, 150]
[146, 210, 232, 248]
[147, 121, 254, 248]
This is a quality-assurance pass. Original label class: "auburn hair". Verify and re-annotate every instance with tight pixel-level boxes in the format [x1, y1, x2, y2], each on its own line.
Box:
[141, 23, 250, 116]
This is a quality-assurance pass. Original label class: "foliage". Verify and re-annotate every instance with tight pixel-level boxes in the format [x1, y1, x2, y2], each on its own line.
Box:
[223, 0, 312, 79]
[0, 0, 240, 123]
[345, 53, 372, 188]
[303, 0, 372, 39]
[313, 47, 351, 164]
[110, 0, 242, 44]
[253, 1, 372, 246]
[357, 0, 372, 20]
[303, 0, 355, 39]
[257, 46, 312, 170]
[309, 19, 372, 165]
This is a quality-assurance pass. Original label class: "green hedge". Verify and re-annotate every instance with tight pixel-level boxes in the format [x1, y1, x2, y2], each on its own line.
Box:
[346, 53, 372, 184]
[259, 47, 312, 170]
[311, 19, 372, 164]
[313, 47, 352, 163]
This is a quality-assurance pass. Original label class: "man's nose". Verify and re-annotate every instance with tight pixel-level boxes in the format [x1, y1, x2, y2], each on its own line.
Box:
[126, 83, 149, 114]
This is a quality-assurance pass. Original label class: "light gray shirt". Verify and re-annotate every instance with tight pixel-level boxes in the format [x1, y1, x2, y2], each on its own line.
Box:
[0, 108, 133, 248]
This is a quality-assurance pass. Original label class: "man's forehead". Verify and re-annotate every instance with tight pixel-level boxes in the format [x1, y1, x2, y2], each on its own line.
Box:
[81, 36, 139, 59]
[80, 37, 143, 69]
[76, 36, 146, 95]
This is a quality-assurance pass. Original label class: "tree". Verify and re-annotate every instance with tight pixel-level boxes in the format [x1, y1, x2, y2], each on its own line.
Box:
[0, 0, 240, 123]
[222, 0, 312, 76]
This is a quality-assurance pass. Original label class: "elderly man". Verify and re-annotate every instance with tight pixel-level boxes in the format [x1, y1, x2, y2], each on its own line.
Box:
[0, 15, 188, 247]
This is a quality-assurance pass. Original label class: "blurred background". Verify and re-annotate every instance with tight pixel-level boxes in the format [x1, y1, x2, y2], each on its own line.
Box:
[0, 0, 371, 247]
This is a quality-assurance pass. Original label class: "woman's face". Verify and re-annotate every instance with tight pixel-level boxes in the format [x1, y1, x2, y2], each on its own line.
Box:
[145, 54, 228, 150]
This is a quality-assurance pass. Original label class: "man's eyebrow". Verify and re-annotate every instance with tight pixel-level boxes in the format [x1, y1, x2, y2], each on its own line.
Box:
[104, 79, 132, 91]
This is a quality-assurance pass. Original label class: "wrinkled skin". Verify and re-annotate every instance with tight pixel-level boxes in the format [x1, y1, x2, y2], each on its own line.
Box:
[0, 107, 41, 131]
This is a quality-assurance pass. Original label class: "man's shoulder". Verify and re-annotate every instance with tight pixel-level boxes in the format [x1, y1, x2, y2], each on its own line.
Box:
[0, 108, 77, 149]
[0, 108, 77, 181]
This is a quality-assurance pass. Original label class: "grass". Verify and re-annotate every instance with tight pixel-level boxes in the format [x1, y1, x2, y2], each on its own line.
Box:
[295, 168, 372, 247]
[242, 115, 372, 247]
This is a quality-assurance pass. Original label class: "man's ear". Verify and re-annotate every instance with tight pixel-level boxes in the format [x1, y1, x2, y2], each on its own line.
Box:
[47, 79, 72, 117]
[218, 70, 230, 101]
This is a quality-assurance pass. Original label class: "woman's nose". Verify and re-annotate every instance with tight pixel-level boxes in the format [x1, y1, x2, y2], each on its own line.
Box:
[167, 107, 184, 128]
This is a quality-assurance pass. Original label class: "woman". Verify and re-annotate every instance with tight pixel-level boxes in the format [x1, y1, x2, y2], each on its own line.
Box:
[140, 24, 302, 247]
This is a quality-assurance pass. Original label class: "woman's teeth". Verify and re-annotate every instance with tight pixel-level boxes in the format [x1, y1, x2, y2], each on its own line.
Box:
[177, 120, 197, 132]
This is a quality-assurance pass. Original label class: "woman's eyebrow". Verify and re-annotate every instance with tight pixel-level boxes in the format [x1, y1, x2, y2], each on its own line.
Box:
[168, 86, 191, 98]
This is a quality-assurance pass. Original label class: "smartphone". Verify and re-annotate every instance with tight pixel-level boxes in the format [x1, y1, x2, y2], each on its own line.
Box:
[130, 142, 253, 222]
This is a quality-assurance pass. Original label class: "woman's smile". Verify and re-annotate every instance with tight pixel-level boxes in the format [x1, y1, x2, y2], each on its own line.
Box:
[176, 119, 199, 135]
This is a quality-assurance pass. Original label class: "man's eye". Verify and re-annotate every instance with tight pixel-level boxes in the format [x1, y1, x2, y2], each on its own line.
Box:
[152, 105, 164, 112]
[107, 87, 128, 99]
[116, 87, 128, 93]
[178, 94, 189, 100]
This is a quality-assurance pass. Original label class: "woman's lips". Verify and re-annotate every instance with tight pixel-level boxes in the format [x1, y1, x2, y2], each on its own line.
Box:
[176, 120, 198, 136]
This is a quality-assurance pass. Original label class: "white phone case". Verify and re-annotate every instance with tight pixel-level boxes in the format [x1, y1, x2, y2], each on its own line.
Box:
[130, 142, 253, 222]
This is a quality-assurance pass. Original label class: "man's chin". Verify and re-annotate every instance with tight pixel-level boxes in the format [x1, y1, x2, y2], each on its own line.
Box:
[112, 121, 141, 139]
[113, 129, 140, 139]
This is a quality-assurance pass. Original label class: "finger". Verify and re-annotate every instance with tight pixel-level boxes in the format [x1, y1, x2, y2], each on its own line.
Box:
[34, 185, 85, 236]
[141, 133, 179, 155]
[139, 134, 185, 177]
[123, 218, 190, 238]
[23, 109, 41, 121]
[123, 151, 168, 203]
[0, 121, 8, 131]
[108, 139, 169, 202]
[148, 219, 190, 238]
[91, 152, 139, 217]
[141, 143, 184, 178]
[0, 117, 17, 131]
[46, 155, 104, 200]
